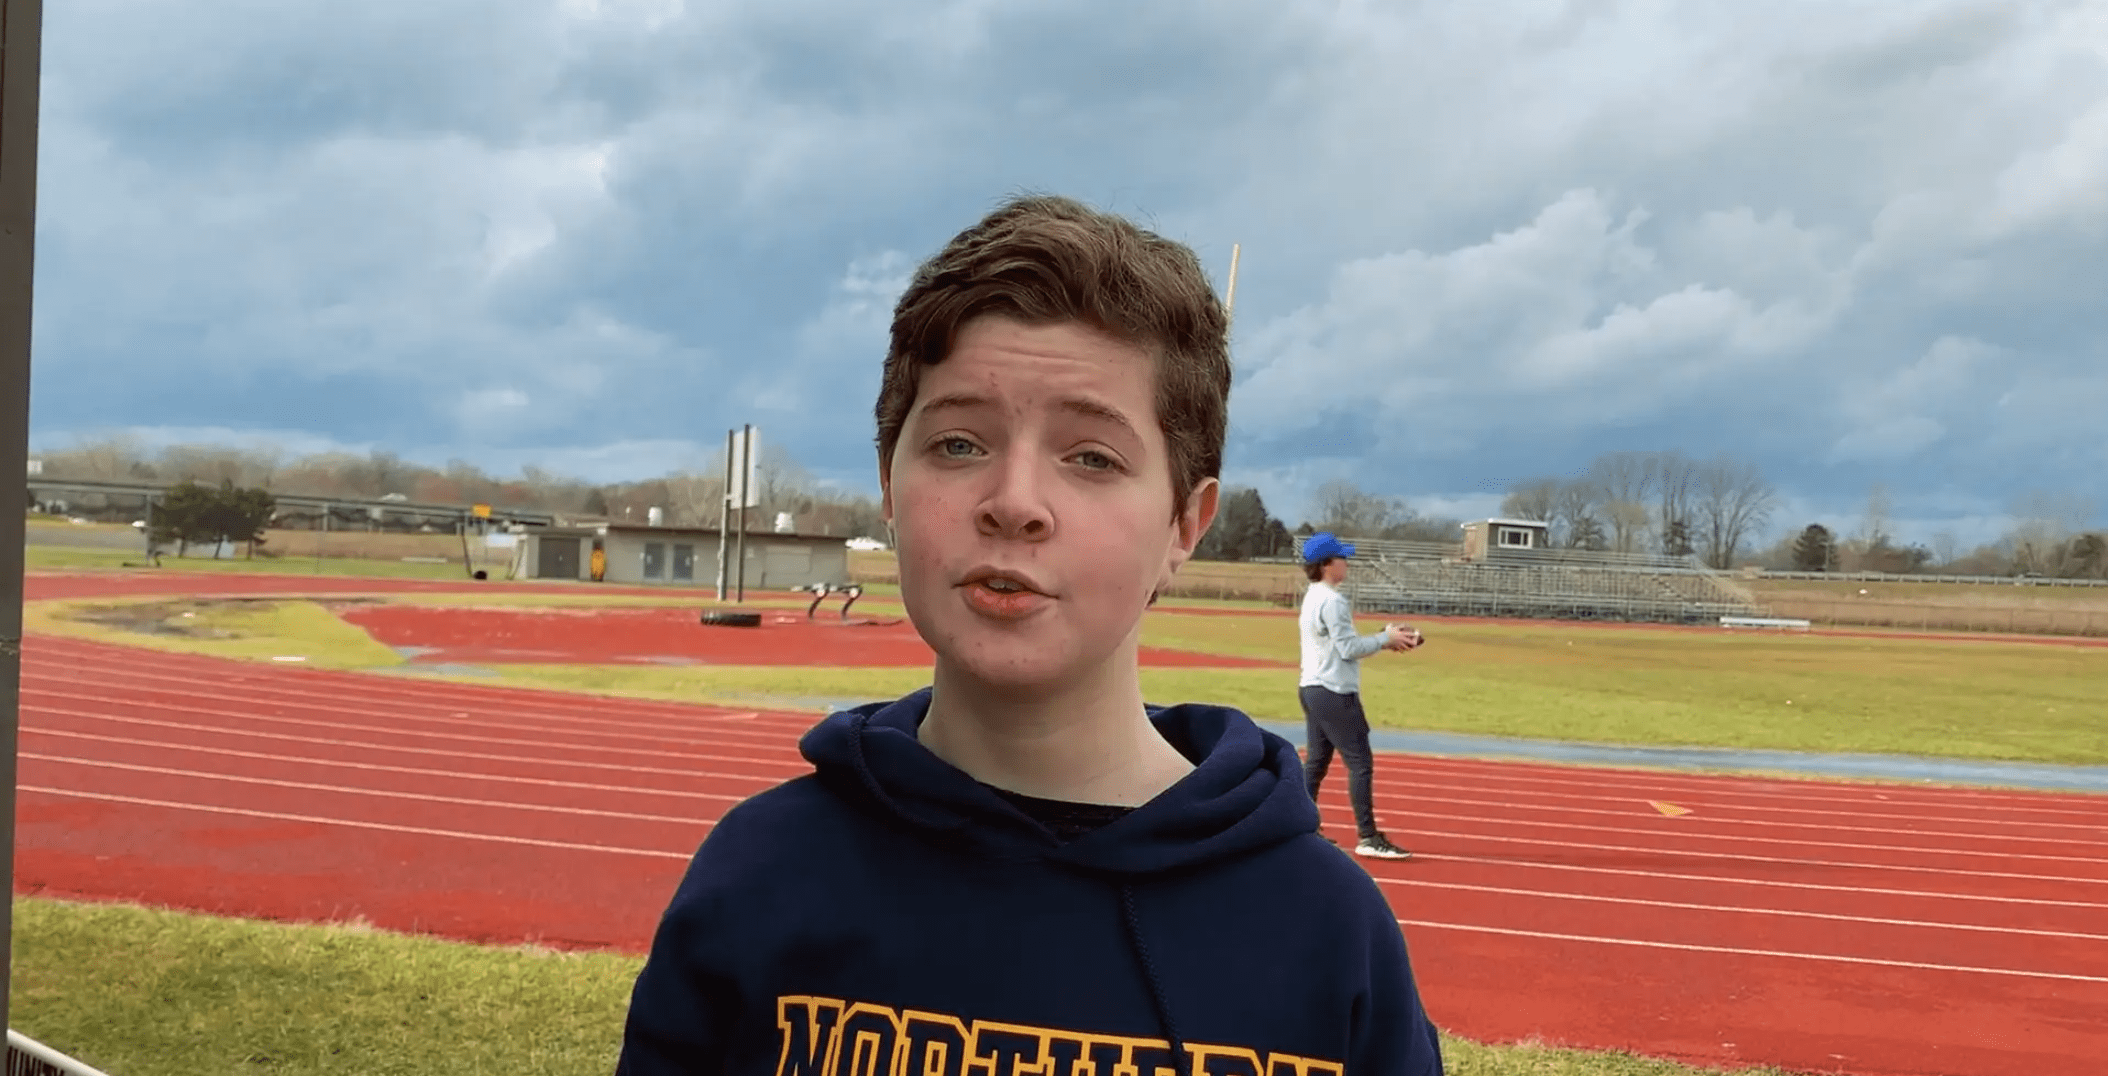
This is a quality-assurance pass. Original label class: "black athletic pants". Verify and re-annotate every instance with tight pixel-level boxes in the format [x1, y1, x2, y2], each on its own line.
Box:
[1300, 685, 1379, 840]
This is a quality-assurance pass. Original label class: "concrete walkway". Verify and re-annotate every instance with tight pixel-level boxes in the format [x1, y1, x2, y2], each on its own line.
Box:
[798, 692, 2108, 795]
[1253, 720, 2108, 794]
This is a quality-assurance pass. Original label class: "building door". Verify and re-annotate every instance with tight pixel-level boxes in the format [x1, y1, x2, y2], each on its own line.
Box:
[538, 536, 581, 579]
[765, 545, 812, 588]
[672, 544, 696, 582]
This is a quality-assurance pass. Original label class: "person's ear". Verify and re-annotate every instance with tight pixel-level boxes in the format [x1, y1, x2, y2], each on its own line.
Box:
[1155, 477, 1221, 600]
[878, 454, 896, 548]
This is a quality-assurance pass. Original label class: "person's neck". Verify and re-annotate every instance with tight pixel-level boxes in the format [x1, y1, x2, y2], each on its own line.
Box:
[918, 643, 1194, 808]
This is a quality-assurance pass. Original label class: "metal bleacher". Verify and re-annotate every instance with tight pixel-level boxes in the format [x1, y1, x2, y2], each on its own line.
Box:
[1298, 536, 1766, 625]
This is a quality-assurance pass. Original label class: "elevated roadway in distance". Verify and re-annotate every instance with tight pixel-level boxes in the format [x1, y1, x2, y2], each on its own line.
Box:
[25, 477, 559, 529]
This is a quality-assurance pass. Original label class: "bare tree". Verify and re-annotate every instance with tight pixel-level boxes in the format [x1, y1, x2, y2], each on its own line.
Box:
[159, 444, 267, 487]
[646, 444, 836, 531]
[1930, 531, 1958, 571]
[1310, 479, 1405, 537]
[1860, 483, 1892, 547]
[1751, 530, 1799, 570]
[1551, 479, 1601, 549]
[2007, 491, 2097, 576]
[1654, 451, 1698, 555]
[756, 444, 815, 520]
[1606, 500, 1651, 554]
[1499, 478, 1559, 522]
[1693, 456, 1776, 570]
[43, 436, 149, 481]
[243, 445, 284, 489]
[1833, 484, 1893, 572]
[1586, 452, 1657, 554]
[662, 465, 728, 528]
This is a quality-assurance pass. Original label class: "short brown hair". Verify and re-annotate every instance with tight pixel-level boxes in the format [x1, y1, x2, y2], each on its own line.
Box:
[1303, 558, 1337, 582]
[875, 195, 1231, 516]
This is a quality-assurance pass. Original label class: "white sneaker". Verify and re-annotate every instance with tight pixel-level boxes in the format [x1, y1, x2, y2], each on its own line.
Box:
[1354, 834, 1413, 860]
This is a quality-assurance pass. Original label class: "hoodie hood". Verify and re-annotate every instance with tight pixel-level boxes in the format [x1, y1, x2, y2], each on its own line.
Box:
[801, 687, 1319, 876]
[619, 687, 1449, 1076]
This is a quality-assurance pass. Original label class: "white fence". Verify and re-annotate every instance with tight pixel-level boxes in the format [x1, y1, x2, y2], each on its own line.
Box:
[1755, 570, 2108, 587]
[1720, 616, 1812, 632]
[8, 1032, 114, 1076]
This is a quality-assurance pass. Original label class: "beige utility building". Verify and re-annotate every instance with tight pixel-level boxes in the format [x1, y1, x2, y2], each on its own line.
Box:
[518, 524, 851, 590]
[1461, 518, 1553, 561]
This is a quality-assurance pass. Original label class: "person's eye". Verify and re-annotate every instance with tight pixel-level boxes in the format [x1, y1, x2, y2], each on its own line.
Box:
[935, 437, 982, 459]
[1072, 450, 1123, 472]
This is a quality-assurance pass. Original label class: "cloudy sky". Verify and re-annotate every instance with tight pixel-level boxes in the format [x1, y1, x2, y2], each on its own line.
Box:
[29, 0, 2108, 546]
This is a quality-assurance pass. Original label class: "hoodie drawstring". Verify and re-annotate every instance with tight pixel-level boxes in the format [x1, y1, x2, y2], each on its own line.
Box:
[1119, 883, 1190, 1076]
[849, 711, 962, 835]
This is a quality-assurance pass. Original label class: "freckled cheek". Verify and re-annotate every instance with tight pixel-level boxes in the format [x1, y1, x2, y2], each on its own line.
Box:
[1074, 517, 1169, 593]
[893, 487, 967, 579]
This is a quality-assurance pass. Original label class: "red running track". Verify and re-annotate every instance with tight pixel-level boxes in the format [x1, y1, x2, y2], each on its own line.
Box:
[17, 577, 2108, 1075]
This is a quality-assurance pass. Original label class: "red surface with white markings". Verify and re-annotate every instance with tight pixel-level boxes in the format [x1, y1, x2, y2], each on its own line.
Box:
[334, 602, 1283, 667]
[17, 570, 2108, 1076]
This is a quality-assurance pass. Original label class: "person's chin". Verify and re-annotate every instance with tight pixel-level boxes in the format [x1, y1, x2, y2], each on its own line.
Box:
[936, 638, 1089, 696]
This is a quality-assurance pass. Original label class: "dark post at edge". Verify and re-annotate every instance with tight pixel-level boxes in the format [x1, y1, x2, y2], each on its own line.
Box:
[0, 0, 48, 1037]
[736, 424, 751, 603]
[717, 428, 732, 601]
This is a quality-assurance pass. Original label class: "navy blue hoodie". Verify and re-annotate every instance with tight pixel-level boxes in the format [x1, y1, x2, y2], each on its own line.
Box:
[617, 688, 1445, 1076]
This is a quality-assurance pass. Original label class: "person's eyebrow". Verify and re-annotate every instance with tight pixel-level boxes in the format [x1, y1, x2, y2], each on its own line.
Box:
[1056, 396, 1139, 437]
[915, 393, 1139, 438]
[913, 392, 994, 419]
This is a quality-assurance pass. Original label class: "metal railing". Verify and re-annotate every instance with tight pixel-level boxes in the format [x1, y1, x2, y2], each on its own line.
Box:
[1754, 570, 2108, 587]
[1295, 533, 1766, 624]
[8, 1032, 114, 1076]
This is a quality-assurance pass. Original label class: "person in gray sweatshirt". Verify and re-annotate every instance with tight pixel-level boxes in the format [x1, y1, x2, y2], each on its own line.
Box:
[1297, 532, 1422, 859]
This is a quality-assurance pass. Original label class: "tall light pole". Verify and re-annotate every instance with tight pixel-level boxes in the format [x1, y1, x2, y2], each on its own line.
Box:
[0, 0, 47, 1037]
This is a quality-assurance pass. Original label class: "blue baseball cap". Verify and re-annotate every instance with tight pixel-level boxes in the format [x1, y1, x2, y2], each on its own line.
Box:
[1303, 532, 1355, 564]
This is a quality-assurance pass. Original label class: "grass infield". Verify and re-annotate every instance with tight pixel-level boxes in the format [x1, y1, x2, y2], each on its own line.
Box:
[474, 613, 2107, 767]
[33, 597, 2108, 765]
[10, 898, 1784, 1076]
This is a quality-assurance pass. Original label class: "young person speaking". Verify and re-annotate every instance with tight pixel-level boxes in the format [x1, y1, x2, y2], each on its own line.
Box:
[617, 196, 1446, 1076]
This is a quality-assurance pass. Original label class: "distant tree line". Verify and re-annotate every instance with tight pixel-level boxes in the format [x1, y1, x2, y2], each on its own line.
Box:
[33, 437, 886, 540]
[35, 437, 2102, 578]
[1193, 480, 1465, 562]
[1492, 450, 1777, 570]
[1771, 488, 2105, 579]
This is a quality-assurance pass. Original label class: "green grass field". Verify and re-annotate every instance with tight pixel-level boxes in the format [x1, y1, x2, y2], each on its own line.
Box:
[459, 613, 2107, 767]
[27, 597, 409, 670]
[11, 898, 1781, 1076]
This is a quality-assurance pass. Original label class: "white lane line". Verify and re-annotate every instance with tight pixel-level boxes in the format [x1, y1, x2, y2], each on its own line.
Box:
[24, 700, 803, 773]
[23, 753, 717, 826]
[1372, 876, 2108, 942]
[1398, 919, 2108, 985]
[18, 786, 704, 859]
[1395, 827, 2108, 886]
[1414, 852, 2108, 910]
[23, 678, 773, 754]
[26, 728, 747, 802]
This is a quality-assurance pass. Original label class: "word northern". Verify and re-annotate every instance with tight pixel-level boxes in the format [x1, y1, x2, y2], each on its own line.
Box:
[777, 996, 1345, 1076]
